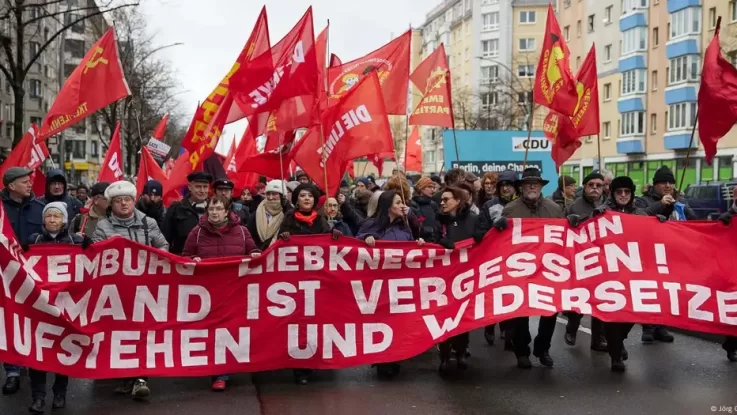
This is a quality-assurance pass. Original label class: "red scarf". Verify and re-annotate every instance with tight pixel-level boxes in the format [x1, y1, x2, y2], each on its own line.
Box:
[295, 210, 318, 227]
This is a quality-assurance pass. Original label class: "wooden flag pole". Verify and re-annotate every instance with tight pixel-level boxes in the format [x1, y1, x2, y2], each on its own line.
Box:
[522, 103, 537, 169]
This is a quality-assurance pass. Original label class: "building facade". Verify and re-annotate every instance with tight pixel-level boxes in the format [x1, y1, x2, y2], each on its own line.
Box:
[557, 0, 737, 189]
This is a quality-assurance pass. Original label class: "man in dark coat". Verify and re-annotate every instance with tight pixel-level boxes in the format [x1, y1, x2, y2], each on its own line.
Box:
[135, 180, 166, 229]
[410, 177, 441, 243]
[37, 169, 82, 220]
[213, 178, 249, 225]
[550, 175, 576, 209]
[162, 172, 212, 254]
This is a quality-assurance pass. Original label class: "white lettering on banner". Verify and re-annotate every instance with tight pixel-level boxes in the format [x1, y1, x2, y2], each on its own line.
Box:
[26, 140, 47, 170]
[247, 41, 304, 109]
[107, 153, 124, 180]
[318, 105, 373, 168]
[511, 216, 625, 247]
[287, 323, 390, 359]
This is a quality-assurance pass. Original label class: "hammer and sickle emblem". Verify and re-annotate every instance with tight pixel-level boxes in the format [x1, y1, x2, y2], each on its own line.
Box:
[84, 47, 109, 74]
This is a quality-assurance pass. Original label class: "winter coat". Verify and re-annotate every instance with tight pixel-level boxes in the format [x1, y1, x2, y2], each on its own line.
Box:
[92, 208, 169, 250]
[339, 202, 362, 235]
[182, 212, 258, 259]
[605, 197, 647, 215]
[410, 195, 441, 243]
[639, 189, 697, 220]
[549, 188, 575, 210]
[2, 190, 44, 244]
[37, 169, 82, 219]
[135, 199, 167, 229]
[438, 205, 478, 243]
[29, 227, 84, 245]
[502, 197, 565, 219]
[474, 170, 520, 242]
[326, 217, 353, 237]
[71, 206, 105, 236]
[231, 202, 250, 226]
[356, 217, 414, 242]
[162, 199, 203, 254]
[565, 195, 606, 217]
[719, 205, 737, 222]
[279, 209, 332, 236]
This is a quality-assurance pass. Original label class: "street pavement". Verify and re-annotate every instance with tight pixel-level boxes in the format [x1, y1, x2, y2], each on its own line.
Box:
[0, 317, 735, 415]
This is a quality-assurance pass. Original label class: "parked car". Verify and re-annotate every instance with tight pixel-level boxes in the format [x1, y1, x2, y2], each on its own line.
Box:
[683, 181, 737, 220]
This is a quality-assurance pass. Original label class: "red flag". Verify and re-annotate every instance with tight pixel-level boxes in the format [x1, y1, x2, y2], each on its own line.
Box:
[0, 125, 49, 190]
[187, 93, 234, 171]
[314, 26, 329, 114]
[135, 147, 169, 196]
[162, 152, 190, 206]
[238, 137, 296, 180]
[292, 72, 394, 195]
[533, 5, 579, 117]
[698, 18, 737, 165]
[38, 28, 130, 142]
[97, 121, 124, 183]
[409, 43, 454, 128]
[329, 54, 342, 67]
[31, 168, 46, 198]
[181, 7, 270, 153]
[152, 113, 169, 140]
[543, 111, 582, 170]
[328, 30, 411, 115]
[231, 8, 318, 123]
[226, 130, 259, 190]
[404, 126, 422, 172]
[570, 45, 600, 136]
[262, 113, 298, 152]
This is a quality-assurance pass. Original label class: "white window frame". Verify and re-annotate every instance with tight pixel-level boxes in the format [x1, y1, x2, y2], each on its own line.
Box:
[518, 64, 535, 78]
[481, 91, 498, 108]
[604, 121, 611, 138]
[481, 65, 499, 83]
[604, 83, 612, 100]
[622, 27, 647, 55]
[482, 12, 499, 31]
[668, 55, 700, 85]
[670, 8, 701, 39]
[519, 10, 536, 24]
[650, 113, 657, 134]
[518, 38, 536, 52]
[604, 44, 612, 62]
[481, 39, 499, 57]
[29, 79, 41, 98]
[621, 69, 646, 95]
[667, 102, 697, 131]
[587, 14, 595, 33]
[622, 0, 648, 15]
[604, 6, 613, 23]
[732, 1, 737, 23]
[620, 111, 645, 136]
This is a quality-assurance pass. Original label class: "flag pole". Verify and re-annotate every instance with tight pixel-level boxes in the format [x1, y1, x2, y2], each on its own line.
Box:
[677, 108, 699, 192]
[319, 19, 331, 195]
[522, 103, 536, 169]
[596, 133, 602, 170]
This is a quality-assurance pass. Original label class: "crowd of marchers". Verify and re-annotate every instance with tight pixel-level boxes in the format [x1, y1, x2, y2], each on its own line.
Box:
[2, 163, 736, 413]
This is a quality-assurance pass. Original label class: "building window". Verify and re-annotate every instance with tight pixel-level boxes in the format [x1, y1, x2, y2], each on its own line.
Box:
[73, 119, 86, 134]
[650, 113, 657, 134]
[575, 56, 581, 69]
[481, 65, 499, 83]
[518, 65, 535, 77]
[622, 69, 646, 95]
[709, 7, 717, 29]
[651, 70, 658, 90]
[519, 11, 536, 24]
[576, 20, 582, 37]
[29, 42, 40, 58]
[481, 92, 498, 108]
[667, 102, 697, 131]
[30, 116, 42, 127]
[652, 27, 659, 47]
[91, 141, 99, 158]
[604, 5, 613, 23]
[604, 83, 612, 100]
[668, 55, 700, 85]
[621, 111, 645, 136]
[604, 121, 611, 138]
[670, 8, 700, 39]
[622, 27, 647, 55]
[482, 12, 499, 31]
[604, 44, 612, 61]
[622, 0, 648, 14]
[29, 79, 41, 98]
[481, 0, 498, 5]
[587, 14, 595, 32]
[65, 38, 86, 59]
[732, 1, 737, 22]
[564, 0, 571, 8]
[72, 140, 86, 159]
[481, 39, 499, 57]
[564, 25, 570, 41]
[518, 38, 536, 52]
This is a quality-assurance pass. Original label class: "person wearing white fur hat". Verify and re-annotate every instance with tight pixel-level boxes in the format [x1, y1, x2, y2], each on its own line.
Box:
[90, 180, 168, 400]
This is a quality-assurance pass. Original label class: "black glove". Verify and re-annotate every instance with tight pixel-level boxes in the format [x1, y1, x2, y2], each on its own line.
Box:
[279, 232, 291, 241]
[81, 236, 93, 249]
[656, 214, 668, 223]
[331, 229, 342, 240]
[567, 214, 582, 228]
[20, 243, 29, 252]
[438, 238, 455, 249]
[719, 213, 732, 226]
[492, 216, 508, 231]
[592, 205, 608, 217]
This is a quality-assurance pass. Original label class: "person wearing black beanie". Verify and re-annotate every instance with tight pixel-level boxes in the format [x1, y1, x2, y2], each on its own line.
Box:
[550, 175, 576, 209]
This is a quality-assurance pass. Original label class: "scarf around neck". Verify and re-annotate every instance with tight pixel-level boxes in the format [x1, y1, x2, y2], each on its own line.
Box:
[255, 201, 284, 243]
[295, 210, 318, 227]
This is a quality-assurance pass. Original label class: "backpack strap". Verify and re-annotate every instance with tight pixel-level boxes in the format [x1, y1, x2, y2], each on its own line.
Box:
[141, 215, 150, 246]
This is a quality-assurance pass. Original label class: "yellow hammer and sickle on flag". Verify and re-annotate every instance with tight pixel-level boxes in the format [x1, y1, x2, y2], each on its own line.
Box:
[545, 45, 565, 91]
[572, 82, 585, 114]
[84, 47, 109, 74]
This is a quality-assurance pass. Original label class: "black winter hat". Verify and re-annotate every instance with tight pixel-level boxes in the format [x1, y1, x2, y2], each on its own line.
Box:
[610, 176, 636, 193]
[583, 171, 605, 184]
[652, 166, 675, 184]
[291, 183, 320, 208]
[90, 182, 110, 197]
[557, 175, 576, 190]
[142, 180, 163, 195]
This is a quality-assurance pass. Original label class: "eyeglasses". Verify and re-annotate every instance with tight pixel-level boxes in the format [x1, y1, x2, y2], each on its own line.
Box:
[208, 206, 226, 212]
[440, 197, 454, 204]
[326, 204, 339, 208]
[614, 189, 632, 195]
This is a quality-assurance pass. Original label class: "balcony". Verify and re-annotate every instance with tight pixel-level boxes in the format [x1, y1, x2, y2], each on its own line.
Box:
[616, 137, 645, 154]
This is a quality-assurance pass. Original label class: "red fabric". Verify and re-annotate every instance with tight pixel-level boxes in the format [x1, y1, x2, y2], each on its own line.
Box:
[135, 147, 169, 196]
[182, 7, 270, 152]
[294, 210, 318, 226]
[409, 43, 454, 128]
[182, 213, 258, 258]
[152, 113, 169, 140]
[97, 121, 124, 183]
[329, 54, 342, 67]
[225, 128, 259, 191]
[698, 20, 737, 165]
[0, 125, 48, 189]
[162, 152, 190, 206]
[404, 126, 422, 173]
[570, 45, 599, 136]
[1, 212, 737, 378]
[238, 131, 296, 180]
[30, 168, 45, 197]
[291, 72, 394, 196]
[327, 30, 411, 115]
[543, 110, 582, 170]
[532, 5, 579, 117]
[37, 28, 130, 142]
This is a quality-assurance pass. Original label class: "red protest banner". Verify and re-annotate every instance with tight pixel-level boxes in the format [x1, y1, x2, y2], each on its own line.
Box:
[0, 212, 736, 378]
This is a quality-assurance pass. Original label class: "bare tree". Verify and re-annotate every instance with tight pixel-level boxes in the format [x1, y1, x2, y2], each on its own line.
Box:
[0, 0, 138, 147]
[90, 7, 185, 175]
[451, 85, 481, 130]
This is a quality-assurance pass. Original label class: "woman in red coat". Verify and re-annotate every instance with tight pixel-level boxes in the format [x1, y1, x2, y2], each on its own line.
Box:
[182, 195, 261, 391]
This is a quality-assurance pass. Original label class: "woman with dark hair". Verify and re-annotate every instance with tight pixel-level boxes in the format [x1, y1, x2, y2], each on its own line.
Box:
[356, 190, 425, 378]
[436, 187, 479, 374]
[278, 183, 340, 385]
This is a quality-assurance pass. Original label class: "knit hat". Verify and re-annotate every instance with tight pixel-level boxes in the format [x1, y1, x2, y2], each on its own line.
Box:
[105, 180, 137, 201]
[286, 181, 301, 192]
[652, 166, 675, 184]
[264, 179, 286, 195]
[415, 177, 434, 191]
[292, 183, 321, 207]
[43, 201, 69, 225]
[142, 180, 163, 196]
[610, 176, 636, 193]
[340, 180, 349, 188]
[583, 171, 605, 184]
[90, 182, 110, 197]
[430, 175, 442, 185]
[357, 177, 370, 187]
[557, 175, 576, 190]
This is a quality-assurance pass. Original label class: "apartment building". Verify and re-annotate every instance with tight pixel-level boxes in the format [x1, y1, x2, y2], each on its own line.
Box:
[558, 0, 737, 189]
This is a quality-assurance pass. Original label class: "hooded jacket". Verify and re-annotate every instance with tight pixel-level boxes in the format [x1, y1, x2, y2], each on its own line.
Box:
[37, 169, 82, 220]
[1, 189, 44, 244]
[92, 208, 169, 250]
[475, 170, 518, 241]
[182, 212, 258, 258]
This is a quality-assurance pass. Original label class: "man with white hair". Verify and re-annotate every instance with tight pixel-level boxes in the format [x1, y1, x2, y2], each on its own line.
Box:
[91, 180, 168, 400]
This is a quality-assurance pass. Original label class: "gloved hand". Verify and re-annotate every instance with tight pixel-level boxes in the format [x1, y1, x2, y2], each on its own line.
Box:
[719, 213, 732, 226]
[438, 238, 455, 249]
[279, 232, 291, 241]
[492, 216, 508, 231]
[567, 214, 582, 227]
[20, 243, 29, 252]
[592, 205, 608, 217]
[81, 236, 93, 249]
[331, 229, 342, 240]
[656, 214, 668, 223]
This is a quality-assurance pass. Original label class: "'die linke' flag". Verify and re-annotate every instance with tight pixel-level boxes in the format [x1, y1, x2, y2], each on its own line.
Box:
[97, 121, 124, 183]
[293, 72, 394, 196]
[38, 28, 130, 142]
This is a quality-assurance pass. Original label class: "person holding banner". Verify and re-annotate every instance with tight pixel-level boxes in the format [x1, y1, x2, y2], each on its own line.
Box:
[357, 190, 426, 378]
[246, 179, 288, 250]
[718, 189, 737, 362]
[436, 186, 478, 374]
[162, 172, 213, 255]
[71, 182, 110, 236]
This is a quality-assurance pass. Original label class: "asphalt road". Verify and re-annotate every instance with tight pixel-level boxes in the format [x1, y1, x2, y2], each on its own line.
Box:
[0, 317, 735, 415]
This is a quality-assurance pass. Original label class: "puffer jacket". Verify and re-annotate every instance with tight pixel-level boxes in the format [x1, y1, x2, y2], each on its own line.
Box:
[438, 205, 478, 243]
[639, 188, 697, 220]
[92, 208, 169, 250]
[502, 196, 564, 219]
[29, 227, 84, 245]
[565, 195, 605, 217]
[410, 195, 441, 243]
[356, 217, 414, 242]
[2, 189, 44, 244]
[182, 212, 258, 258]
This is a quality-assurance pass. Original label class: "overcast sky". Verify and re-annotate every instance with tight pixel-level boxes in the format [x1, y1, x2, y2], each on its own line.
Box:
[139, 0, 428, 153]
